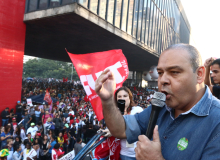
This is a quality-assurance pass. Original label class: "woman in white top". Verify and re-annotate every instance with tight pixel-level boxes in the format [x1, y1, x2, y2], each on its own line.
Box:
[103, 86, 143, 160]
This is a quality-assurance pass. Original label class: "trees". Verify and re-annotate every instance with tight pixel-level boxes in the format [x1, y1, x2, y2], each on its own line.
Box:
[23, 58, 79, 80]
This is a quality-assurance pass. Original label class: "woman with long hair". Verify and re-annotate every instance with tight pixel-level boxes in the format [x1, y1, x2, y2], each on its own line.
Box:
[57, 132, 64, 151]
[0, 126, 12, 149]
[47, 130, 54, 141]
[13, 127, 21, 139]
[40, 135, 50, 160]
[103, 86, 143, 160]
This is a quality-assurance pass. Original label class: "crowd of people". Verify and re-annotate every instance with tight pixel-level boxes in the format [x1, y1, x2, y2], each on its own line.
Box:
[0, 78, 156, 160]
[1, 44, 220, 160]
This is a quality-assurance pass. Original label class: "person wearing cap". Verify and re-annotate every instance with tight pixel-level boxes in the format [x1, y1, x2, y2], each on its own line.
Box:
[12, 117, 17, 132]
[26, 123, 38, 138]
[0, 149, 9, 160]
[16, 101, 22, 123]
[1, 108, 10, 126]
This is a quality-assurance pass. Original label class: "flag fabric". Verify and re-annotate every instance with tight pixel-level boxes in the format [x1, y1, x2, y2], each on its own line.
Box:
[63, 77, 68, 82]
[67, 49, 129, 121]
[94, 136, 121, 160]
[44, 89, 52, 105]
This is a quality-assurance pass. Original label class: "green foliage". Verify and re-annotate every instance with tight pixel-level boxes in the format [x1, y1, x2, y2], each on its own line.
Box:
[23, 58, 79, 80]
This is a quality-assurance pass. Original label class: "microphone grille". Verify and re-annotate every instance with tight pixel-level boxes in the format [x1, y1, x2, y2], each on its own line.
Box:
[151, 92, 166, 107]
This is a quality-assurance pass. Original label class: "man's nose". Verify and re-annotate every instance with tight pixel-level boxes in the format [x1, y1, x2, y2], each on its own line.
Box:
[159, 73, 170, 86]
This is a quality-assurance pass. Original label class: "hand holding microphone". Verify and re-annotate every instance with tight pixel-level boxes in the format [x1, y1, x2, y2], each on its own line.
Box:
[136, 125, 164, 160]
[135, 92, 166, 160]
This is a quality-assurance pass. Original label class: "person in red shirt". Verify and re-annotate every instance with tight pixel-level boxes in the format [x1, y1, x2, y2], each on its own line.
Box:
[69, 115, 74, 127]
[42, 111, 51, 124]
[63, 129, 69, 154]
[12, 118, 17, 132]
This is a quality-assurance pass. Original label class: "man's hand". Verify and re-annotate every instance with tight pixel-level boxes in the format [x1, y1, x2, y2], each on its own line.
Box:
[204, 57, 216, 68]
[135, 126, 164, 160]
[101, 128, 112, 137]
[95, 69, 116, 102]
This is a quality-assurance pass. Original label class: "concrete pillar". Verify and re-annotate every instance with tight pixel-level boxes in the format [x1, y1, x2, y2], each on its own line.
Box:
[0, 0, 26, 115]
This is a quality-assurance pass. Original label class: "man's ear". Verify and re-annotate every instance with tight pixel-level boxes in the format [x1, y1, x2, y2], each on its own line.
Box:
[196, 66, 205, 84]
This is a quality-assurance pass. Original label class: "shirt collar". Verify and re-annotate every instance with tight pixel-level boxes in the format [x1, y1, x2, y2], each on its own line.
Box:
[165, 86, 212, 119]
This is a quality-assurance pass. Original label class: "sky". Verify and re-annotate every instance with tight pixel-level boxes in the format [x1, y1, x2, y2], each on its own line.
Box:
[181, 0, 220, 63]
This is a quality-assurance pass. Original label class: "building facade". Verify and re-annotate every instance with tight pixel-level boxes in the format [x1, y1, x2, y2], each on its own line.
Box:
[0, 0, 190, 112]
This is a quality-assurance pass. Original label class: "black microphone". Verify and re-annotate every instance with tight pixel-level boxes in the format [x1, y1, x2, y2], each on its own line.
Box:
[146, 92, 166, 140]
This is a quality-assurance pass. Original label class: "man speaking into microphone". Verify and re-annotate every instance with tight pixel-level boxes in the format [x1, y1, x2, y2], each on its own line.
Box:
[95, 44, 220, 160]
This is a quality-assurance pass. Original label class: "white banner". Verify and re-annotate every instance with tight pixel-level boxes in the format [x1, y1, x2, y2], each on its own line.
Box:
[59, 150, 75, 160]
[27, 98, 32, 106]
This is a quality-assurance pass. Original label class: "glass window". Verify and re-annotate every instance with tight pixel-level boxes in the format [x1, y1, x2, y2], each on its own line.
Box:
[62, 0, 75, 5]
[147, 1, 153, 46]
[29, 0, 38, 11]
[128, 71, 133, 79]
[115, 0, 122, 28]
[158, 13, 163, 53]
[144, 0, 150, 44]
[127, 0, 134, 34]
[39, 0, 48, 9]
[99, 0, 107, 19]
[50, 0, 60, 7]
[174, 2, 180, 34]
[140, 0, 147, 42]
[154, 9, 160, 50]
[107, 0, 114, 24]
[90, 0, 98, 13]
[151, 5, 157, 48]
[132, 0, 139, 37]
[79, 0, 88, 7]
[136, 0, 143, 40]
[121, 0, 128, 31]
[161, 17, 166, 52]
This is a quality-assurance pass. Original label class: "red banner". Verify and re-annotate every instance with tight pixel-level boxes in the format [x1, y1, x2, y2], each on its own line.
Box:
[67, 49, 129, 121]
[44, 89, 52, 105]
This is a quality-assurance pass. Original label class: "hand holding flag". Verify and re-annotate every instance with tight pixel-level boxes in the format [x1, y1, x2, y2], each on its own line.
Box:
[67, 49, 129, 121]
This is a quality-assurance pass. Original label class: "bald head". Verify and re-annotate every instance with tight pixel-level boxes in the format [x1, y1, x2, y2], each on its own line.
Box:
[164, 44, 202, 72]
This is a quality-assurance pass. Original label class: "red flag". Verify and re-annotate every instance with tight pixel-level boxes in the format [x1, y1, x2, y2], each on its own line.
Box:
[63, 77, 68, 82]
[84, 95, 89, 102]
[94, 136, 121, 160]
[67, 49, 129, 121]
[44, 89, 52, 105]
